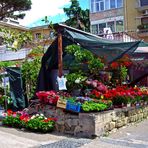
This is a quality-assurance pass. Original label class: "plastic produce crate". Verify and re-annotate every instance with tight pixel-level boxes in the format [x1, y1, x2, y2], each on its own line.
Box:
[66, 101, 81, 113]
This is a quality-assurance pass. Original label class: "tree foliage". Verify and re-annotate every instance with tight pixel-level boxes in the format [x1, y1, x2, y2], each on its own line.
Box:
[63, 0, 90, 32]
[0, 0, 32, 20]
[0, 27, 33, 51]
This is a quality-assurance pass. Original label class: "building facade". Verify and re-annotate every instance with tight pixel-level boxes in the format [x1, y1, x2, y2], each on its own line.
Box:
[90, 0, 148, 42]
[30, 25, 54, 47]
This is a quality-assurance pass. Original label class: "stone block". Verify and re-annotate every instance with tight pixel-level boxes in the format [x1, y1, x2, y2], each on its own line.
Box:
[74, 126, 82, 136]
[65, 114, 78, 119]
[116, 120, 124, 128]
[57, 120, 65, 125]
[65, 119, 79, 127]
[95, 122, 105, 136]
[122, 117, 128, 125]
[65, 122, 71, 131]
[109, 121, 116, 131]
[55, 124, 65, 133]
[104, 123, 110, 132]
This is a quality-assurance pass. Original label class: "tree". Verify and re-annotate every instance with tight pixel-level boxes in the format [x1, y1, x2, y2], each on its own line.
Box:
[0, 0, 32, 20]
[63, 0, 90, 32]
[0, 27, 33, 51]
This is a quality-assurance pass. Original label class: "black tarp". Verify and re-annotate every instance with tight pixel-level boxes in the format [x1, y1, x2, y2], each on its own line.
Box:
[36, 24, 142, 92]
[6, 67, 27, 111]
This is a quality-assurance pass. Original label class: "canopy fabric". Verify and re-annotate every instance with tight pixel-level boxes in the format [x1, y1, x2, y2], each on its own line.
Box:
[135, 41, 148, 53]
[36, 24, 143, 91]
[6, 67, 27, 111]
[63, 28, 140, 63]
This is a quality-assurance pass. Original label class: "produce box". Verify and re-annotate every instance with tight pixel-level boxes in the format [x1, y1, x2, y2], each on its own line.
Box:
[66, 101, 81, 113]
[57, 99, 67, 109]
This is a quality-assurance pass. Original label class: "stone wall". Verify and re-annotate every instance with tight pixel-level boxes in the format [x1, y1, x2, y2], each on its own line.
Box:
[28, 105, 148, 138]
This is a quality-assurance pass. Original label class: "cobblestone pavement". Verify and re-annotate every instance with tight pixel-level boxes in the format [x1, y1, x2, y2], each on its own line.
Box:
[39, 139, 92, 148]
[0, 119, 148, 148]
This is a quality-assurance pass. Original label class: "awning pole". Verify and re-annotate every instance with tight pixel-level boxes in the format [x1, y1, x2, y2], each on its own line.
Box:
[58, 32, 63, 78]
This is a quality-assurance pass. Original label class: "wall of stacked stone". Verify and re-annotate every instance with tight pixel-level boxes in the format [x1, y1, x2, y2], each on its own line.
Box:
[29, 105, 148, 138]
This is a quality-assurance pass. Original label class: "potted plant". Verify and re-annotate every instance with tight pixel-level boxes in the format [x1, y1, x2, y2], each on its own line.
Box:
[137, 24, 144, 30]
[66, 72, 87, 96]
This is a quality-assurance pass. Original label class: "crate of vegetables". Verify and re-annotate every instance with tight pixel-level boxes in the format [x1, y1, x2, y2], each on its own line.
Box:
[66, 100, 81, 113]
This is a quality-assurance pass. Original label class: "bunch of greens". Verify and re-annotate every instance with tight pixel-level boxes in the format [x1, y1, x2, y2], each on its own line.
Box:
[26, 116, 55, 133]
[82, 101, 107, 112]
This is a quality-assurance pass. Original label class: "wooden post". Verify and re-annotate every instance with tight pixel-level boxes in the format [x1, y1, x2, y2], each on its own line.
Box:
[58, 32, 63, 78]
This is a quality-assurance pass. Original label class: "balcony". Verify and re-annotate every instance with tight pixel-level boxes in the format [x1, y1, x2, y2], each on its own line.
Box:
[137, 24, 148, 37]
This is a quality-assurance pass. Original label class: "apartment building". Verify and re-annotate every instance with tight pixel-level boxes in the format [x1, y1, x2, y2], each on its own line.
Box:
[90, 0, 148, 42]
[30, 25, 54, 47]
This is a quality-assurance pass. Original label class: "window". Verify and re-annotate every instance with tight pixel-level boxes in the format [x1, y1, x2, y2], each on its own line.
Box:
[117, 0, 123, 8]
[35, 33, 41, 39]
[92, 25, 98, 34]
[116, 20, 124, 32]
[49, 31, 55, 39]
[96, 0, 100, 11]
[110, 0, 116, 8]
[91, 0, 123, 12]
[96, 0, 104, 12]
[141, 17, 148, 24]
[99, 23, 106, 34]
[107, 21, 115, 32]
[140, 0, 148, 6]
[100, 1, 104, 10]
[105, 0, 110, 10]
[91, 20, 124, 35]
[91, 0, 104, 12]
[91, 0, 95, 12]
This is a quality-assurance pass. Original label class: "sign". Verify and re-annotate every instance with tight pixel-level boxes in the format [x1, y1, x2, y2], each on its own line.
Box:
[57, 76, 67, 90]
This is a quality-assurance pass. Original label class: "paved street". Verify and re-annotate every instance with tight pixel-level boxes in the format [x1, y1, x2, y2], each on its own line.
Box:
[0, 119, 148, 148]
[81, 119, 148, 148]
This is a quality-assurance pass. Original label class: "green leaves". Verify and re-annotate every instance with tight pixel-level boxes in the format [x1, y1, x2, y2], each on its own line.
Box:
[2, 115, 22, 128]
[22, 57, 41, 98]
[82, 101, 107, 112]
[63, 0, 90, 31]
[65, 44, 104, 75]
[3, 114, 55, 133]
[120, 66, 128, 82]
[0, 27, 33, 51]
[88, 58, 104, 74]
[0, 0, 32, 20]
[66, 72, 87, 90]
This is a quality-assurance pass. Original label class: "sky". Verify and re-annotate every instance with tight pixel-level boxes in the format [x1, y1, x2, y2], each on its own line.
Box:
[19, 0, 89, 27]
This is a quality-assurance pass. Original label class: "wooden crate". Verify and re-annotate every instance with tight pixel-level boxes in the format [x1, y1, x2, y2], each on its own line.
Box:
[56, 99, 67, 109]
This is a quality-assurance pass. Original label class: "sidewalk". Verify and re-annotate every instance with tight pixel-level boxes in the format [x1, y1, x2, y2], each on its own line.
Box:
[0, 126, 66, 148]
[81, 119, 148, 148]
[0, 119, 148, 148]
